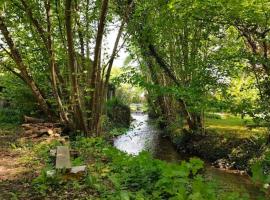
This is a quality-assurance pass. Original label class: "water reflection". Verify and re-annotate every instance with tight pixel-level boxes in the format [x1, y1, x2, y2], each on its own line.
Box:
[114, 114, 157, 155]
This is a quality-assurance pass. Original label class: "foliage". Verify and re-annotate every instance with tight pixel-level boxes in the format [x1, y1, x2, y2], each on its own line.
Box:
[0, 74, 38, 118]
[106, 98, 131, 128]
[0, 0, 269, 198]
[0, 73, 37, 117]
[108, 127, 129, 137]
[0, 108, 22, 124]
[251, 148, 270, 194]
[29, 137, 251, 199]
[111, 67, 146, 105]
[32, 169, 62, 195]
[0, 0, 134, 135]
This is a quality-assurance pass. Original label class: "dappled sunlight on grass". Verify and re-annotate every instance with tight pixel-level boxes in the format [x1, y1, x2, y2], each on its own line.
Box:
[205, 113, 267, 138]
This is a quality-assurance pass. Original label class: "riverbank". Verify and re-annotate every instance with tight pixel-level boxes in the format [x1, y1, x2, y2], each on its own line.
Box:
[114, 113, 266, 199]
[171, 131, 264, 172]
[1, 122, 255, 199]
[165, 115, 268, 174]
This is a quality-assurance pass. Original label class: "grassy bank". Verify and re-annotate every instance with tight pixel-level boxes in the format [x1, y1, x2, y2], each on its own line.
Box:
[205, 113, 267, 139]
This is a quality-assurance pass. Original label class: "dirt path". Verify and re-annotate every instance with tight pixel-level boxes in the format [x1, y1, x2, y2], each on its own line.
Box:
[0, 126, 38, 199]
[0, 150, 28, 180]
[0, 127, 27, 180]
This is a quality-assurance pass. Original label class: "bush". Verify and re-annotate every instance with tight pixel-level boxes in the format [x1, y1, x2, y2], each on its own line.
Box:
[104, 149, 241, 199]
[106, 98, 131, 128]
[251, 147, 270, 193]
[0, 74, 38, 119]
[109, 127, 129, 137]
[0, 108, 23, 124]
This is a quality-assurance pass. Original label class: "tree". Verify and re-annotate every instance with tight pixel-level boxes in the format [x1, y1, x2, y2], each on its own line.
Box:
[0, 0, 131, 136]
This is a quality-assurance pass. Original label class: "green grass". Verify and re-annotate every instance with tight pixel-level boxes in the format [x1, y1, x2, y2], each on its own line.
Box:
[206, 113, 253, 126]
[205, 113, 267, 138]
[0, 122, 18, 130]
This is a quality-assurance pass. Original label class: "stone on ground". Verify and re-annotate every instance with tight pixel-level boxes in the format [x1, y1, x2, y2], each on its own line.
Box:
[56, 146, 71, 169]
[70, 165, 87, 174]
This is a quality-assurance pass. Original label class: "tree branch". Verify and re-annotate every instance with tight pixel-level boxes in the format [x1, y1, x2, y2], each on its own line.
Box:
[19, 0, 48, 50]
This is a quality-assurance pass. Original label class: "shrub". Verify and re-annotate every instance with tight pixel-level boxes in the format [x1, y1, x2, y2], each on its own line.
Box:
[251, 148, 270, 194]
[0, 74, 37, 115]
[106, 98, 131, 128]
[103, 148, 224, 199]
[0, 108, 22, 124]
[109, 127, 129, 137]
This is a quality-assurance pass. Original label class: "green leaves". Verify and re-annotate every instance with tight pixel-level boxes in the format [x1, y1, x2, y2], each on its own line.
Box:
[251, 162, 266, 183]
[105, 147, 223, 199]
[189, 158, 204, 175]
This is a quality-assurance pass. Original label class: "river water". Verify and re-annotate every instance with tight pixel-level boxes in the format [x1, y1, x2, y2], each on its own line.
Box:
[114, 113, 264, 199]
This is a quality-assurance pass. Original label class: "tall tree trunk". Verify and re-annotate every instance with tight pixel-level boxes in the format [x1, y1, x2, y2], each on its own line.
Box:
[102, 20, 125, 98]
[65, 0, 87, 133]
[96, 1, 134, 135]
[103, 1, 134, 95]
[146, 57, 168, 122]
[88, 0, 109, 136]
[85, 0, 90, 59]
[55, 0, 67, 50]
[94, 51, 102, 136]
[97, 19, 126, 129]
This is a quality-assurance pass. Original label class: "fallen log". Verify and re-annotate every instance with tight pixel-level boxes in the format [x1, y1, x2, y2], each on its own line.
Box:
[21, 124, 32, 130]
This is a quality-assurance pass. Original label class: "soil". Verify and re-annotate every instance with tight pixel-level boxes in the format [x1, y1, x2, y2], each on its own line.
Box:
[0, 127, 37, 199]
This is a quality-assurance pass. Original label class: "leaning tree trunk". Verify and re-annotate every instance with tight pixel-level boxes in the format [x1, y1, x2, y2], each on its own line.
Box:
[45, 0, 69, 124]
[0, 16, 52, 119]
[147, 44, 201, 132]
[146, 56, 169, 122]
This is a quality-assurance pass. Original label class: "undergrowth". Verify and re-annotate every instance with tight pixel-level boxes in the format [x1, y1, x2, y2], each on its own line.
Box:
[0, 108, 22, 124]
[31, 137, 253, 200]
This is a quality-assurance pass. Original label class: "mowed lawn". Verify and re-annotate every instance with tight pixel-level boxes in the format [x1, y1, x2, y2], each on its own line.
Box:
[205, 113, 267, 138]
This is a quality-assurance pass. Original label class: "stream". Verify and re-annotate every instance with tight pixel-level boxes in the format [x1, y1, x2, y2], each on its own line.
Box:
[114, 113, 264, 199]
